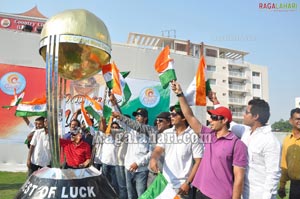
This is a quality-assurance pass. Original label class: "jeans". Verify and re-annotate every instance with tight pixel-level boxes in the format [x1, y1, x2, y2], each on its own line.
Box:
[125, 169, 148, 199]
[195, 189, 211, 199]
[290, 180, 300, 199]
[102, 164, 119, 194]
[115, 165, 128, 199]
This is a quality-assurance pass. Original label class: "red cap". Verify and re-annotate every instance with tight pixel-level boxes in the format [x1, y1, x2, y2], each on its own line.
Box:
[208, 106, 232, 122]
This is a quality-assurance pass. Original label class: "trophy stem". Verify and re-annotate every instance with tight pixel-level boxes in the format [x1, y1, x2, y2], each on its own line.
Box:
[46, 35, 65, 168]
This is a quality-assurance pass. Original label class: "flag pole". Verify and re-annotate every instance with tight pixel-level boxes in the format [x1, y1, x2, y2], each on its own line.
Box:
[200, 42, 204, 58]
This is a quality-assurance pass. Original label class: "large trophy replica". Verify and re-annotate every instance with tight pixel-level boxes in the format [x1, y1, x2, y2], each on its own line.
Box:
[15, 9, 117, 199]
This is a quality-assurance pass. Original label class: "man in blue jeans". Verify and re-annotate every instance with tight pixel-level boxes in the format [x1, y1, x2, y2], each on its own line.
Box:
[123, 108, 152, 199]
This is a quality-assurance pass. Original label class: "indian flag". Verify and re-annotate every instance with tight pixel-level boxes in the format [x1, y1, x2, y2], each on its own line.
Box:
[139, 173, 179, 199]
[15, 96, 47, 117]
[103, 104, 113, 124]
[185, 55, 211, 106]
[83, 95, 103, 124]
[154, 45, 177, 89]
[102, 62, 131, 106]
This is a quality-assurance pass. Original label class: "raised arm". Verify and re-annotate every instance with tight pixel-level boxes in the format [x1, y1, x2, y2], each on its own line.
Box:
[171, 81, 202, 134]
[22, 116, 30, 126]
[113, 112, 155, 136]
[110, 93, 155, 135]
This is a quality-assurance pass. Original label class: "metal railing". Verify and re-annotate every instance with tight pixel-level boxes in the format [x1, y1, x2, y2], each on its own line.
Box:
[229, 84, 245, 91]
[229, 97, 245, 104]
[232, 111, 244, 117]
[229, 71, 245, 78]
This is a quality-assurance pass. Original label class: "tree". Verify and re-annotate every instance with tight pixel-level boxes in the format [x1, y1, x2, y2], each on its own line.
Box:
[271, 119, 292, 132]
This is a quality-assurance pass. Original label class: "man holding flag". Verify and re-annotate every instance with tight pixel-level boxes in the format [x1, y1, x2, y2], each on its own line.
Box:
[124, 108, 151, 199]
[109, 93, 151, 199]
[171, 81, 248, 199]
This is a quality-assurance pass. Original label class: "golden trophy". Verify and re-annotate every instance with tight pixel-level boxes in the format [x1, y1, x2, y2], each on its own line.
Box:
[15, 9, 117, 199]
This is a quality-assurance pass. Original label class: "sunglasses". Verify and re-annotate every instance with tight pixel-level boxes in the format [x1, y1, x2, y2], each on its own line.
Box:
[210, 114, 224, 121]
[156, 118, 165, 123]
[170, 112, 178, 117]
[71, 133, 77, 137]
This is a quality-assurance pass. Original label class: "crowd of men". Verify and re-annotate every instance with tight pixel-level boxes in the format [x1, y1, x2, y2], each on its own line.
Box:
[23, 81, 300, 199]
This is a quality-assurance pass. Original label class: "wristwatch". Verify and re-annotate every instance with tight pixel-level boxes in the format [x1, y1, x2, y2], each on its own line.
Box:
[185, 180, 191, 186]
[176, 92, 184, 97]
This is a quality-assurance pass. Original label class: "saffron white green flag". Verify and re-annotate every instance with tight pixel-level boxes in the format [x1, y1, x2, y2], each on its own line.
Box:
[82, 95, 103, 125]
[83, 98, 107, 137]
[185, 55, 211, 106]
[138, 173, 180, 199]
[186, 79, 212, 106]
[154, 45, 177, 89]
[102, 62, 131, 106]
[85, 105, 101, 123]
[15, 96, 47, 117]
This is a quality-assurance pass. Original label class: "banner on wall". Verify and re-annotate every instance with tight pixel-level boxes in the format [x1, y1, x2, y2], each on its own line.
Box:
[0, 64, 46, 143]
[0, 64, 170, 144]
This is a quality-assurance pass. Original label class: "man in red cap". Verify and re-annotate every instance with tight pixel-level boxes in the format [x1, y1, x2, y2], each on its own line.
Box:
[171, 81, 248, 199]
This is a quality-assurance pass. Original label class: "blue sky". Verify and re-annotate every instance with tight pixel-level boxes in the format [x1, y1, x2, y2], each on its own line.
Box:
[2, 0, 300, 124]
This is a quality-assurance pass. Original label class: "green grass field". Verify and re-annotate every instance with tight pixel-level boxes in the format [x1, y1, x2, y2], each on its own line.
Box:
[0, 171, 290, 199]
[0, 171, 27, 199]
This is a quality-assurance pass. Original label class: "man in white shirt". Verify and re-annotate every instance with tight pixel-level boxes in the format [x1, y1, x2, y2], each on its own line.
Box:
[98, 121, 120, 195]
[227, 98, 281, 199]
[27, 127, 51, 177]
[150, 104, 203, 199]
[23, 116, 46, 149]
